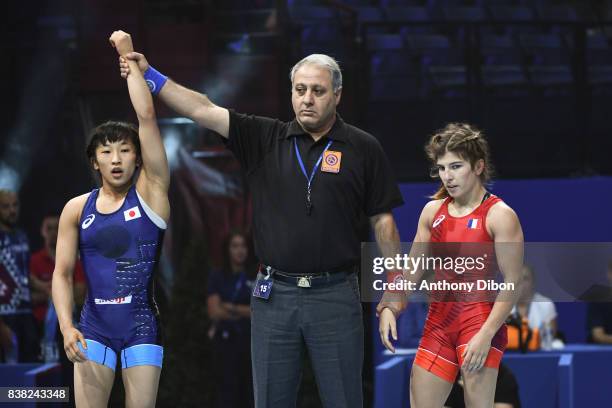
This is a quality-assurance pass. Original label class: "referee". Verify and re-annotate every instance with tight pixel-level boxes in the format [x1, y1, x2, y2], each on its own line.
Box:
[119, 45, 404, 407]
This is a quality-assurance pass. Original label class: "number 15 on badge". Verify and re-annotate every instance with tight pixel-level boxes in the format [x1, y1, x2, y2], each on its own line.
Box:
[253, 277, 273, 299]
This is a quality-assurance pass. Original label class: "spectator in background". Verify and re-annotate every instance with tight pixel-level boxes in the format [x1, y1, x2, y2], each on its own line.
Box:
[511, 264, 559, 346]
[0, 189, 39, 362]
[31, 215, 87, 407]
[30, 215, 86, 331]
[587, 260, 612, 344]
[207, 230, 256, 408]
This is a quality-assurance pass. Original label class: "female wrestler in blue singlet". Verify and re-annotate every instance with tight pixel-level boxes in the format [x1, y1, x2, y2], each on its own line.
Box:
[52, 31, 170, 408]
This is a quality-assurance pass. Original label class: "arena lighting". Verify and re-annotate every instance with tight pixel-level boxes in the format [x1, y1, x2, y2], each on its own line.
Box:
[158, 122, 184, 170]
[0, 13, 71, 190]
[0, 164, 19, 191]
[163, 133, 180, 170]
[0, 49, 66, 191]
[153, 42, 253, 165]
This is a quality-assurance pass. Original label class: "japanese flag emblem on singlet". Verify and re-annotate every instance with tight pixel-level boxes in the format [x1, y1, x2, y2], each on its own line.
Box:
[124, 206, 141, 222]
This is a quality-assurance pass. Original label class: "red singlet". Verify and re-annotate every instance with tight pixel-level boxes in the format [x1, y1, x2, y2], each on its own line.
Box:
[413, 194, 507, 382]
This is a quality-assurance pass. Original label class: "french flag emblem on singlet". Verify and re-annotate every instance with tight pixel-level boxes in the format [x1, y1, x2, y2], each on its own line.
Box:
[124, 206, 141, 222]
[467, 218, 481, 229]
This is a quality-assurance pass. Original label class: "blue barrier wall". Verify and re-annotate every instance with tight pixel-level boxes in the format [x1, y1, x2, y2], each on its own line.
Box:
[375, 346, 612, 408]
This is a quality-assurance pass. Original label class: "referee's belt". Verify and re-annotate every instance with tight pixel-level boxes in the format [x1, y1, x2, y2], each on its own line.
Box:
[261, 265, 356, 288]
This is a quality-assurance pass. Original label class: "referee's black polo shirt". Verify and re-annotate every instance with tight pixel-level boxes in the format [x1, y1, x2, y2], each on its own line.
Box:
[225, 110, 404, 274]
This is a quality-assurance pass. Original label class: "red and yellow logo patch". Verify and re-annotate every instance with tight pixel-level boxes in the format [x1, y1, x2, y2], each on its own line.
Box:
[321, 150, 342, 173]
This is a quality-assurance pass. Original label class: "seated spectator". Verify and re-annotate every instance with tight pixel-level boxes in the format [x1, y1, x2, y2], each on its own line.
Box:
[587, 260, 612, 344]
[0, 189, 38, 363]
[207, 230, 256, 408]
[30, 215, 86, 332]
[30, 214, 86, 407]
[511, 264, 560, 349]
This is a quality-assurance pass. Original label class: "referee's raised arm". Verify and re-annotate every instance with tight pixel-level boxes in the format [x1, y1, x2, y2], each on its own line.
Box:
[117, 38, 229, 138]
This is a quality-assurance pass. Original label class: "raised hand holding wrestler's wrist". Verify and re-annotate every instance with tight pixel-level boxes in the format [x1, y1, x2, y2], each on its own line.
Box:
[119, 52, 150, 79]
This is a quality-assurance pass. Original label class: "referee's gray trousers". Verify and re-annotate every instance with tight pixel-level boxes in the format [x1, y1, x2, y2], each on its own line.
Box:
[250, 271, 364, 408]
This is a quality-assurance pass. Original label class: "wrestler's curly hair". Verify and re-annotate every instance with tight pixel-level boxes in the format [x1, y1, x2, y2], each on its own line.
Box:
[425, 123, 494, 199]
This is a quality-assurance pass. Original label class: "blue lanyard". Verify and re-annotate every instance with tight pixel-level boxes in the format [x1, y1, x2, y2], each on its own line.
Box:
[293, 137, 333, 215]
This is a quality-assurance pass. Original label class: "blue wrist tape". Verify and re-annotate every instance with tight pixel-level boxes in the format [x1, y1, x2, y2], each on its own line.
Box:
[143, 66, 168, 95]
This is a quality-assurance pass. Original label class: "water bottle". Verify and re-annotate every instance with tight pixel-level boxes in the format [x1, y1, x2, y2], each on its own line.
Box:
[540, 321, 553, 351]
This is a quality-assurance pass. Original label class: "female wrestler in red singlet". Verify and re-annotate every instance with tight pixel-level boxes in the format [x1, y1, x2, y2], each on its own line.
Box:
[378, 123, 524, 408]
